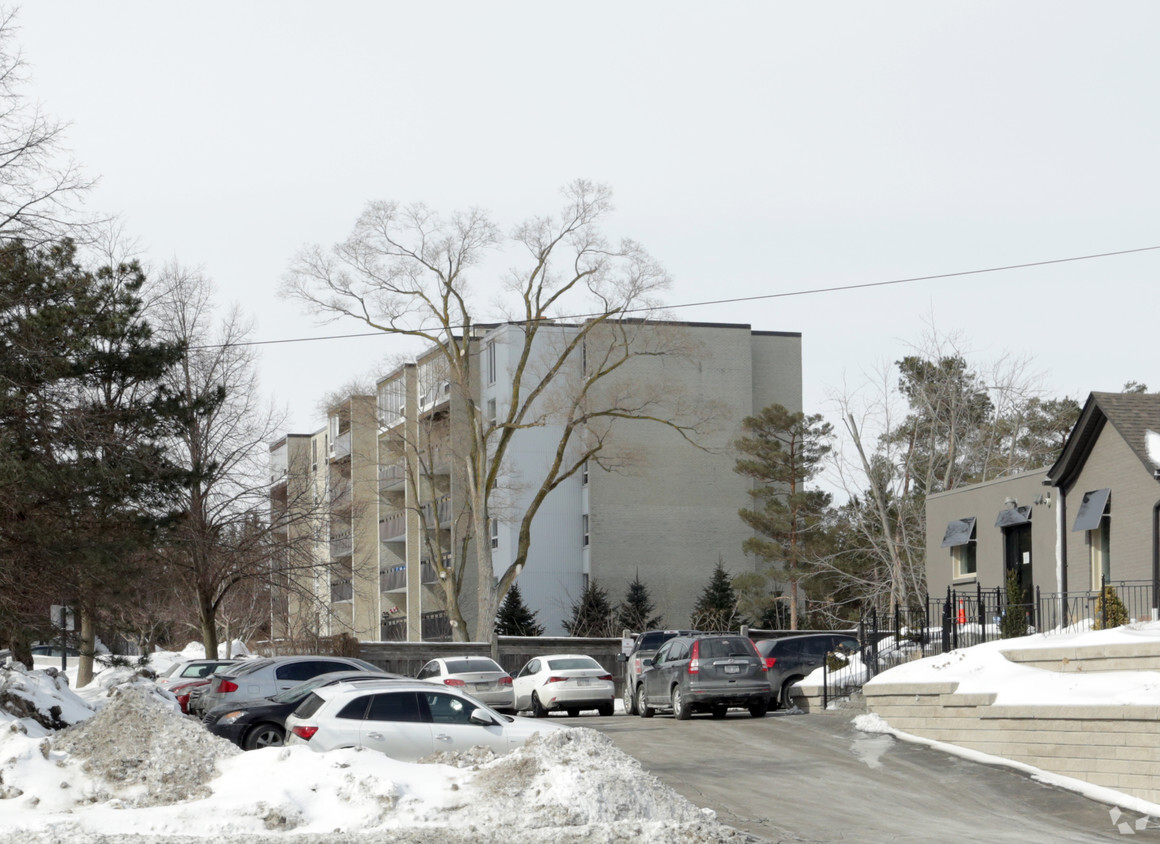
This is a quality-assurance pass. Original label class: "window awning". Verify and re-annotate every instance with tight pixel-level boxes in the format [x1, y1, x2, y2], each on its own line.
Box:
[995, 505, 1032, 528]
[1072, 488, 1111, 532]
[940, 517, 977, 548]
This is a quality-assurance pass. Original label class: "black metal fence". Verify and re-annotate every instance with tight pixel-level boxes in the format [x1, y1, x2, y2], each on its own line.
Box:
[818, 579, 1157, 708]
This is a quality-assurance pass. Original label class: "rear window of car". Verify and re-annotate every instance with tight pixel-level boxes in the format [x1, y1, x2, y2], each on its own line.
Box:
[443, 658, 503, 674]
[698, 637, 757, 659]
[293, 692, 326, 720]
[546, 657, 601, 670]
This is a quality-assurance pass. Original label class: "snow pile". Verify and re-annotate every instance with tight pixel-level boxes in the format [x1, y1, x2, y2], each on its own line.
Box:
[0, 662, 745, 844]
[0, 663, 95, 735]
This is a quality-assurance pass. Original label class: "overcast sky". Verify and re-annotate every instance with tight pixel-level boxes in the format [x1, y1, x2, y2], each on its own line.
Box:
[15, 2, 1160, 436]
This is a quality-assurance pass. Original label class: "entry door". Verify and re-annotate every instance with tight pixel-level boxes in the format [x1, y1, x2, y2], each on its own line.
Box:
[1004, 523, 1033, 606]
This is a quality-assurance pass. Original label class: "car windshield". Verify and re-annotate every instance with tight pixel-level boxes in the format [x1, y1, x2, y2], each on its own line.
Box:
[546, 657, 600, 671]
[443, 658, 503, 674]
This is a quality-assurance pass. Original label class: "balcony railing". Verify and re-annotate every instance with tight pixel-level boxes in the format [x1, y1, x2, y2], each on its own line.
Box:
[330, 530, 353, 558]
[380, 562, 437, 592]
[379, 460, 406, 492]
[269, 443, 288, 485]
[422, 495, 451, 528]
[330, 579, 352, 602]
[380, 512, 406, 542]
[381, 610, 452, 642]
[330, 479, 352, 511]
[330, 431, 352, 461]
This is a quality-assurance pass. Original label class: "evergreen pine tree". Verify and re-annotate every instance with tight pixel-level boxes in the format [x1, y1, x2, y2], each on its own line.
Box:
[616, 572, 662, 632]
[562, 579, 615, 637]
[690, 559, 741, 632]
[495, 582, 545, 636]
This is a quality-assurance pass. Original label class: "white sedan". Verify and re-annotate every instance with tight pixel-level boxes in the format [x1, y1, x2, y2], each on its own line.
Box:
[416, 655, 515, 712]
[512, 654, 615, 717]
[284, 679, 560, 760]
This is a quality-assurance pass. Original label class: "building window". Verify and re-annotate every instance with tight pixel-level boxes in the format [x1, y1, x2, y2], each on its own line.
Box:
[490, 518, 499, 549]
[581, 460, 589, 485]
[485, 340, 496, 385]
[487, 398, 497, 430]
[582, 514, 589, 547]
[941, 517, 977, 579]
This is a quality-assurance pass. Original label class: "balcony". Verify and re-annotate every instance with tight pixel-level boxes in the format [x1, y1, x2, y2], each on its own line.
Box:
[422, 495, 451, 528]
[379, 460, 406, 493]
[379, 511, 406, 543]
[380, 562, 437, 592]
[330, 578, 353, 602]
[330, 431, 351, 461]
[269, 443, 288, 485]
[330, 479, 352, 511]
[330, 530, 353, 558]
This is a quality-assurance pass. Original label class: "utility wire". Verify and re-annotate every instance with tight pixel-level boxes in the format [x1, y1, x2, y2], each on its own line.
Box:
[199, 243, 1160, 351]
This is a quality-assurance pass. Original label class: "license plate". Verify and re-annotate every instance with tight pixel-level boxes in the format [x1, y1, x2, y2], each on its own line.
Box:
[473, 683, 489, 691]
[724, 665, 740, 674]
[576, 678, 590, 686]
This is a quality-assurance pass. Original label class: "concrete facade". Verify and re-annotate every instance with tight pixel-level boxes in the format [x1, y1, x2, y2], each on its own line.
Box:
[272, 320, 803, 642]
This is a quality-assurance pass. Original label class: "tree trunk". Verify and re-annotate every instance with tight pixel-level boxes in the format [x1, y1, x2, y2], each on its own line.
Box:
[76, 608, 95, 688]
[199, 587, 219, 658]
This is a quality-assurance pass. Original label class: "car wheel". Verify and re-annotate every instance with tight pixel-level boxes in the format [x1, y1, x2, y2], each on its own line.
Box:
[243, 723, 285, 750]
[598, 702, 614, 717]
[749, 698, 769, 719]
[637, 685, 654, 718]
[672, 687, 691, 720]
[567, 708, 580, 718]
[623, 681, 638, 715]
[531, 692, 549, 718]
[711, 704, 728, 719]
[780, 678, 801, 710]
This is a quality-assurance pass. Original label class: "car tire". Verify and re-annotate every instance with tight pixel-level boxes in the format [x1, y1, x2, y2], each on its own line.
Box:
[567, 708, 580, 717]
[780, 678, 801, 710]
[243, 723, 285, 750]
[637, 685, 654, 718]
[532, 692, 549, 718]
[598, 702, 614, 717]
[672, 687, 691, 720]
[711, 704, 728, 719]
[623, 681, 638, 716]
[749, 698, 769, 719]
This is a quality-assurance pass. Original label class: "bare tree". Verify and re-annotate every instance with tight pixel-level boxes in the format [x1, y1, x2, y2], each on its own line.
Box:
[149, 264, 328, 656]
[285, 181, 709, 643]
[0, 9, 94, 244]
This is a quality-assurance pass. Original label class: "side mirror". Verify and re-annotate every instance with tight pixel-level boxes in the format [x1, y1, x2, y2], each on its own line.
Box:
[470, 709, 498, 727]
[641, 657, 654, 668]
[615, 653, 628, 663]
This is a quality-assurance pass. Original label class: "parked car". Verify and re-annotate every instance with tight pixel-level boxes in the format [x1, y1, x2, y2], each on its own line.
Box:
[203, 669, 405, 749]
[755, 633, 859, 709]
[158, 659, 241, 691]
[31, 644, 81, 669]
[195, 655, 382, 717]
[616, 629, 699, 715]
[284, 679, 562, 760]
[188, 661, 257, 717]
[416, 656, 515, 712]
[512, 654, 615, 717]
[637, 634, 771, 720]
[170, 678, 212, 715]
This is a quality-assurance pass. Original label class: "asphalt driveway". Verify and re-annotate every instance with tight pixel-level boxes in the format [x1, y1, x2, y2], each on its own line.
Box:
[587, 704, 1148, 843]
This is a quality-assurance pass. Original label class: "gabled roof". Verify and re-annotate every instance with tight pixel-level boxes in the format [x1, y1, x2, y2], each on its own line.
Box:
[1046, 392, 1160, 490]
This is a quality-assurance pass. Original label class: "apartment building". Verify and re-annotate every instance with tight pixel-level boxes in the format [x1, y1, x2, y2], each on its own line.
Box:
[272, 319, 802, 641]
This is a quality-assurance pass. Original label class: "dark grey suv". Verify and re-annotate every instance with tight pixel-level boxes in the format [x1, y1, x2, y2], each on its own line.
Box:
[637, 634, 771, 720]
[616, 629, 699, 715]
[756, 633, 859, 709]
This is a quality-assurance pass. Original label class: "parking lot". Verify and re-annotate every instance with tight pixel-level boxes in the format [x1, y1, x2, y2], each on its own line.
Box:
[586, 706, 1137, 843]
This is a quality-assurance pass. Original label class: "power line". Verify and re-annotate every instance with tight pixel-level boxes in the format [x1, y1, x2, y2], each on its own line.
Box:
[199, 243, 1160, 351]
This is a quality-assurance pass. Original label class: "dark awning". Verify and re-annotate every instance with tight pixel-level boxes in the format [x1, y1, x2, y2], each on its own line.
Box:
[940, 517, 977, 548]
[995, 506, 1032, 528]
[1072, 488, 1111, 532]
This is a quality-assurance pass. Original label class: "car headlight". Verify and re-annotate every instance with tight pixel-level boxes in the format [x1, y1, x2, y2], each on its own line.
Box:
[218, 710, 247, 725]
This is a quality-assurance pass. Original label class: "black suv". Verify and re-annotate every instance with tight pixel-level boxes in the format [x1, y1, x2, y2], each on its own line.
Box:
[616, 629, 699, 715]
[637, 634, 771, 720]
[755, 633, 859, 709]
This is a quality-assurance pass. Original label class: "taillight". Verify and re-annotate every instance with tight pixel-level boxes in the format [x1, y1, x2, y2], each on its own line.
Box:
[634, 658, 642, 673]
[546, 676, 567, 684]
[764, 657, 776, 670]
[688, 640, 701, 674]
[217, 679, 238, 693]
[597, 674, 613, 682]
[291, 725, 318, 741]
[498, 676, 513, 686]
[442, 678, 466, 686]
[750, 641, 768, 671]
[176, 694, 190, 713]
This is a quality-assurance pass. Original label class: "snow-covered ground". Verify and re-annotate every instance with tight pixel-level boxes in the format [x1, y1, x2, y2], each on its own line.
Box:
[0, 644, 744, 843]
